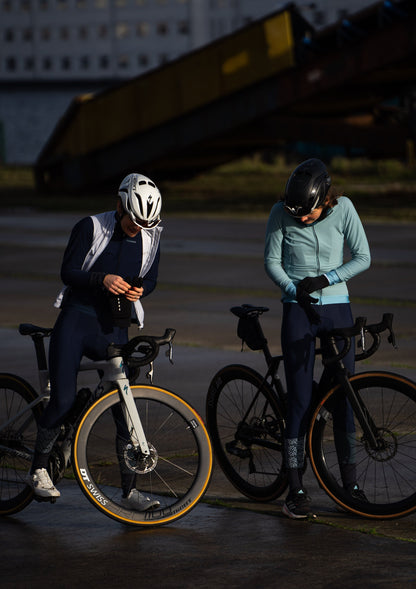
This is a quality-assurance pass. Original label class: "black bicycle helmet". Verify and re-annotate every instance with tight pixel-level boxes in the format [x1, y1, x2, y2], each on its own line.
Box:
[284, 158, 331, 217]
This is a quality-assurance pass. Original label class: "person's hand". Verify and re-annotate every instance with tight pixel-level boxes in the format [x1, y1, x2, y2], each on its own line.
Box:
[125, 286, 144, 302]
[296, 285, 320, 325]
[103, 274, 131, 295]
[297, 275, 329, 294]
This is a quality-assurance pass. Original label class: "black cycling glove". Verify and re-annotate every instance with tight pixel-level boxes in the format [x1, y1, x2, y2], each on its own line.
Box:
[296, 286, 320, 325]
[297, 274, 329, 294]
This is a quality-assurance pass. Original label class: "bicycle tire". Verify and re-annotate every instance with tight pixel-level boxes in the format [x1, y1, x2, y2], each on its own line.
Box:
[309, 371, 416, 519]
[0, 373, 43, 515]
[72, 385, 213, 526]
[206, 364, 287, 502]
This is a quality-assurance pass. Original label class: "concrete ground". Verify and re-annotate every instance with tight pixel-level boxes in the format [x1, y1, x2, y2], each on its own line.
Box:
[0, 211, 415, 588]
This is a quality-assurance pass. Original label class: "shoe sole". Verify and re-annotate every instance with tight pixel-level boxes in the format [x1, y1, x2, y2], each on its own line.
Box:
[282, 503, 316, 520]
[121, 501, 160, 512]
[33, 494, 59, 503]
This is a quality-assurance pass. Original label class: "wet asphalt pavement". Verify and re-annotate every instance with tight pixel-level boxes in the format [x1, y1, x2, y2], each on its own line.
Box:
[0, 211, 415, 588]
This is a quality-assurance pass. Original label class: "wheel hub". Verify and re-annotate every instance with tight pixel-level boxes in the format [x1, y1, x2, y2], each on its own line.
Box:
[124, 442, 158, 474]
[363, 427, 398, 461]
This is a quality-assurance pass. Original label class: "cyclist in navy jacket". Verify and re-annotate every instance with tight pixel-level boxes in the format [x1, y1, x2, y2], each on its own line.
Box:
[264, 159, 371, 519]
[29, 173, 163, 511]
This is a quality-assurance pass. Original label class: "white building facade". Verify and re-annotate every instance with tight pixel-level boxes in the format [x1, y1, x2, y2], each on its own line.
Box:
[0, 0, 378, 163]
[0, 0, 378, 82]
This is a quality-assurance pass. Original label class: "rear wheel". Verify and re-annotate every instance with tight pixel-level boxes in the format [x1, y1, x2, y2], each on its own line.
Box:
[309, 372, 416, 519]
[0, 374, 43, 515]
[206, 364, 287, 501]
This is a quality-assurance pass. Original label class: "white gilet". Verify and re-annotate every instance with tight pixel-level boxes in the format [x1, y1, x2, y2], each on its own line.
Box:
[54, 211, 163, 328]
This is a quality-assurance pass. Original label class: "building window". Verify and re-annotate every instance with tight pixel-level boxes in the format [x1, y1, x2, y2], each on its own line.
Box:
[23, 28, 33, 41]
[40, 27, 51, 41]
[59, 26, 70, 40]
[80, 55, 90, 69]
[115, 22, 130, 39]
[157, 22, 169, 35]
[138, 53, 148, 67]
[158, 53, 168, 65]
[118, 54, 129, 69]
[76, 0, 87, 8]
[177, 20, 189, 35]
[99, 54, 110, 69]
[24, 56, 35, 70]
[5, 57, 17, 71]
[136, 22, 150, 37]
[2, 1, 12, 12]
[57, 0, 69, 9]
[79, 25, 88, 39]
[4, 28, 14, 42]
[98, 24, 108, 38]
[95, 0, 108, 7]
[20, 0, 31, 11]
[61, 56, 71, 70]
[39, 0, 49, 10]
[42, 56, 52, 70]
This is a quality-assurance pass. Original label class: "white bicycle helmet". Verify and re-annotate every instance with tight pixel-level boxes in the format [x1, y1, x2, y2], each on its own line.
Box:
[118, 173, 162, 228]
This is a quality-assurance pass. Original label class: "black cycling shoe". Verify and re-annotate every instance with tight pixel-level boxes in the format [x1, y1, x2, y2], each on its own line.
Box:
[349, 484, 369, 502]
[336, 484, 369, 512]
[282, 488, 316, 520]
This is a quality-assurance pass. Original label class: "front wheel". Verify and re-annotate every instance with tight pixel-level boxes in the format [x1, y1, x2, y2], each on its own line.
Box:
[309, 371, 416, 519]
[0, 374, 43, 515]
[72, 385, 213, 526]
[206, 364, 287, 502]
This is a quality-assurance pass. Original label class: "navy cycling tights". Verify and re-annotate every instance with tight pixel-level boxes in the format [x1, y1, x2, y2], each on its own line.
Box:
[281, 302, 357, 491]
[42, 306, 128, 429]
[32, 306, 133, 494]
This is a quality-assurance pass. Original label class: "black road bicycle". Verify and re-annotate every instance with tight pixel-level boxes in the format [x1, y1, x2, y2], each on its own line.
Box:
[0, 323, 212, 527]
[206, 304, 416, 519]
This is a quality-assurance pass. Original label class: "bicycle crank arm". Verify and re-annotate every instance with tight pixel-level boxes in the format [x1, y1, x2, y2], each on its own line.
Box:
[230, 436, 282, 454]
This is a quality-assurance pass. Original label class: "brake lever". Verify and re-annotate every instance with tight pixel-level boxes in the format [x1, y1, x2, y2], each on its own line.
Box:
[383, 313, 398, 350]
[146, 361, 154, 384]
[166, 340, 174, 364]
[387, 328, 398, 350]
[360, 327, 366, 352]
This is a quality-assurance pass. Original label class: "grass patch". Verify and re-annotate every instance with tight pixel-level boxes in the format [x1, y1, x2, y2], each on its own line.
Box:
[1, 156, 416, 220]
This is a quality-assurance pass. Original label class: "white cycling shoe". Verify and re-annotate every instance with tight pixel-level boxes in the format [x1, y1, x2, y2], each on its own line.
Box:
[121, 489, 160, 511]
[29, 468, 60, 499]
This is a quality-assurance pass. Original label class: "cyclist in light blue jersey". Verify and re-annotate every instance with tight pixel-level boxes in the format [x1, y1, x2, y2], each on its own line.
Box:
[264, 158, 371, 519]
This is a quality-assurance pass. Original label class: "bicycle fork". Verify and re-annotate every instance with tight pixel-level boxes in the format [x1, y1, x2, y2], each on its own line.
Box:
[333, 370, 380, 450]
[103, 356, 151, 457]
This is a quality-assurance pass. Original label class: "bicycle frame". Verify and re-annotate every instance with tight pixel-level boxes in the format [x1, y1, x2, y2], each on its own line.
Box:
[225, 308, 397, 457]
[321, 320, 395, 451]
[0, 350, 152, 466]
[323, 349, 380, 450]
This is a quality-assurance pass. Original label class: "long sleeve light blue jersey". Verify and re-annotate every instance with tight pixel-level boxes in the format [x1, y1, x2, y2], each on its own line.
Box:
[264, 196, 371, 304]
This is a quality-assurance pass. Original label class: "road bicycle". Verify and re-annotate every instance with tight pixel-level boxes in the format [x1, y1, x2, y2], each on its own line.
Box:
[206, 304, 416, 519]
[0, 322, 212, 527]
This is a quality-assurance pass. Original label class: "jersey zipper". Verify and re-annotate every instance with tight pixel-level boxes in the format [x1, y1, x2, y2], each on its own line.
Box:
[312, 225, 323, 305]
